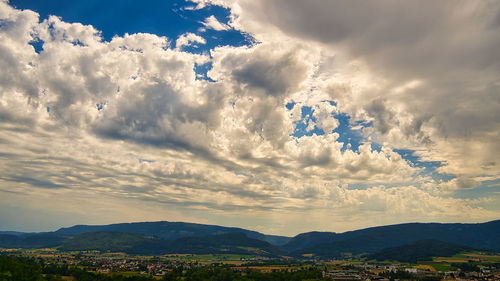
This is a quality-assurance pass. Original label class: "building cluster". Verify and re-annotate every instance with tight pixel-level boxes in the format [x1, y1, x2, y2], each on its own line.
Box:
[81, 256, 203, 276]
[39, 253, 195, 276]
[2, 248, 499, 280]
[321, 262, 500, 281]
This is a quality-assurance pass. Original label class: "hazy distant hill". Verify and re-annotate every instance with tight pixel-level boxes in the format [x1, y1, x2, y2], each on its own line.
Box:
[0, 231, 28, 236]
[54, 221, 290, 246]
[169, 232, 286, 256]
[59, 231, 285, 256]
[282, 231, 338, 252]
[368, 239, 473, 262]
[288, 220, 500, 258]
[0, 233, 65, 248]
[0, 234, 20, 247]
[60, 231, 165, 254]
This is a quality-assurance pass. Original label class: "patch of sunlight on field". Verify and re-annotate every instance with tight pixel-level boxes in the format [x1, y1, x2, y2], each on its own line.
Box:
[413, 265, 436, 272]
[434, 252, 500, 263]
[434, 258, 469, 262]
[428, 263, 453, 272]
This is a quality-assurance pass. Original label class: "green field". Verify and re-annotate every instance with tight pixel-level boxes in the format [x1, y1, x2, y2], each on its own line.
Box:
[434, 252, 500, 263]
[426, 251, 500, 271]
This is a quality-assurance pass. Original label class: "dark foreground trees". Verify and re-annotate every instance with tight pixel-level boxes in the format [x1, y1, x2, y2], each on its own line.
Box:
[0, 255, 323, 281]
[0, 255, 63, 281]
[0, 255, 154, 281]
[163, 266, 322, 281]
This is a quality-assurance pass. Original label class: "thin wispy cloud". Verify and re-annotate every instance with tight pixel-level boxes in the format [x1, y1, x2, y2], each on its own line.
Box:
[201, 15, 231, 31]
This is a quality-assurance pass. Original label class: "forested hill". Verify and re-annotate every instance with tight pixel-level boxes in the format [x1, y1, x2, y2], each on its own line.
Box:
[367, 239, 474, 262]
[59, 231, 285, 256]
[285, 220, 500, 258]
[54, 221, 290, 246]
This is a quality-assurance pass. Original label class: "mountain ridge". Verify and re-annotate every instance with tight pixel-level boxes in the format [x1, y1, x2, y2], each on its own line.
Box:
[285, 220, 500, 258]
[59, 231, 285, 256]
[54, 221, 291, 246]
[1, 220, 498, 258]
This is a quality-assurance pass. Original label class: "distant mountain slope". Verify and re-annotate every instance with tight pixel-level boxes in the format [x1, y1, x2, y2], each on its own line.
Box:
[59, 231, 285, 256]
[292, 234, 400, 258]
[0, 233, 65, 248]
[367, 239, 473, 262]
[0, 234, 20, 247]
[282, 231, 338, 252]
[169, 232, 286, 257]
[59, 231, 167, 254]
[0, 231, 28, 236]
[288, 220, 500, 258]
[54, 221, 290, 246]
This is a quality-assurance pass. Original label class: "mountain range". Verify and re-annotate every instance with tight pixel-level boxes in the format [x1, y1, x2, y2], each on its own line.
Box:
[1, 220, 499, 261]
[54, 221, 290, 246]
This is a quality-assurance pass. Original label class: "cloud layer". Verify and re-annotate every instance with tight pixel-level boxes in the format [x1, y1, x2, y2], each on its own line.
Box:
[0, 0, 499, 235]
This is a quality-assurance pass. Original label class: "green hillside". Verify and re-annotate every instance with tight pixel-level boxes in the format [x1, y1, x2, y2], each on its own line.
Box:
[169, 232, 286, 256]
[55, 221, 290, 246]
[59, 231, 167, 254]
[58, 231, 285, 256]
[367, 239, 473, 262]
[287, 220, 500, 258]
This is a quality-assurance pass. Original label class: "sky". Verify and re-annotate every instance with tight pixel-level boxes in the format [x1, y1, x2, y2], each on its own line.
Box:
[0, 0, 499, 236]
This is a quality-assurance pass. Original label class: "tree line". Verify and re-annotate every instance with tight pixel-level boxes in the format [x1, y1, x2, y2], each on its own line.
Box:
[0, 255, 323, 281]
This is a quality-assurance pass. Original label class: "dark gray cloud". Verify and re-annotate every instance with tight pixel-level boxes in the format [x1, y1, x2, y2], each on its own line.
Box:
[6, 176, 65, 189]
[210, 44, 311, 99]
[365, 99, 396, 135]
[232, 51, 307, 96]
[230, 0, 500, 140]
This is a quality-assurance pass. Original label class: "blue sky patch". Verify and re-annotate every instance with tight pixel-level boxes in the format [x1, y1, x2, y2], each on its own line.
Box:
[394, 149, 455, 182]
[194, 62, 215, 81]
[370, 142, 382, 152]
[287, 103, 455, 186]
[28, 38, 44, 54]
[453, 179, 500, 200]
[289, 104, 374, 154]
[291, 106, 324, 138]
[11, 0, 253, 51]
[333, 113, 365, 153]
[285, 101, 295, 110]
